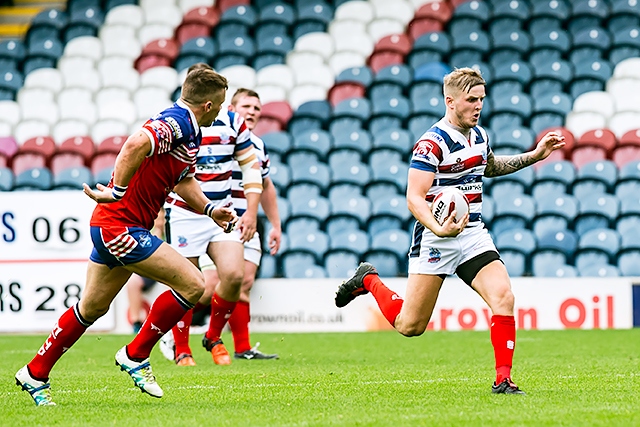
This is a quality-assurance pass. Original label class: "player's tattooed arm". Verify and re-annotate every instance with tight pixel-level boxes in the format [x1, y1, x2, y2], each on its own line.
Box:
[484, 151, 538, 177]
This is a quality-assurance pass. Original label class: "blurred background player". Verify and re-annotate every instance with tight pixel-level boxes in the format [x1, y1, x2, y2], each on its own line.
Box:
[162, 88, 281, 362]
[14, 68, 237, 405]
[127, 208, 165, 333]
[162, 64, 263, 366]
[335, 67, 565, 395]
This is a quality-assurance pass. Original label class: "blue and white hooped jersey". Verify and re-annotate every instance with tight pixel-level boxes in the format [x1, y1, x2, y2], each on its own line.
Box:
[230, 132, 270, 217]
[410, 118, 491, 227]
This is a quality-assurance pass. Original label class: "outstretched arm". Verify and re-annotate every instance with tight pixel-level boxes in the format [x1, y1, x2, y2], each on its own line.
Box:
[174, 177, 238, 230]
[484, 131, 565, 177]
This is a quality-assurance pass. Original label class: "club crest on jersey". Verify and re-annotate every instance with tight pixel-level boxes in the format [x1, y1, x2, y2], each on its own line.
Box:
[178, 236, 188, 247]
[138, 233, 152, 248]
[414, 140, 436, 158]
[427, 247, 441, 263]
[219, 130, 231, 145]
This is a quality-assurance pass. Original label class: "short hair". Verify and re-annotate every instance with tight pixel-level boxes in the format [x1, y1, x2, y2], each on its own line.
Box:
[181, 68, 228, 105]
[187, 62, 212, 74]
[231, 88, 260, 105]
[443, 67, 486, 97]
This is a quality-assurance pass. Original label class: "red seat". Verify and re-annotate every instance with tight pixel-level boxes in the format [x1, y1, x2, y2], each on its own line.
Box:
[183, 6, 220, 27]
[135, 54, 172, 74]
[368, 51, 404, 73]
[217, 0, 249, 13]
[373, 34, 412, 56]
[176, 23, 211, 45]
[261, 101, 293, 128]
[252, 118, 282, 137]
[141, 38, 180, 62]
[571, 145, 607, 169]
[12, 152, 47, 175]
[533, 150, 565, 170]
[328, 82, 366, 107]
[619, 129, 640, 147]
[91, 153, 118, 175]
[59, 136, 95, 163]
[612, 145, 640, 168]
[577, 128, 617, 155]
[20, 136, 56, 160]
[536, 126, 576, 155]
[407, 18, 443, 41]
[415, 2, 453, 23]
[450, 0, 472, 7]
[50, 152, 85, 175]
[0, 136, 18, 159]
[97, 136, 126, 154]
[0, 156, 6, 168]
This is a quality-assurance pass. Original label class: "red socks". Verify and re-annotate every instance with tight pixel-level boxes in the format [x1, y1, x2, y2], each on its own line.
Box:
[28, 304, 91, 380]
[172, 309, 193, 356]
[363, 274, 403, 327]
[127, 290, 194, 359]
[205, 292, 236, 342]
[228, 301, 251, 353]
[491, 315, 516, 384]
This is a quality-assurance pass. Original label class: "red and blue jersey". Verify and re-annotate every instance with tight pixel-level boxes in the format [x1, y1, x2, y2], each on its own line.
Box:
[410, 118, 491, 227]
[91, 100, 201, 230]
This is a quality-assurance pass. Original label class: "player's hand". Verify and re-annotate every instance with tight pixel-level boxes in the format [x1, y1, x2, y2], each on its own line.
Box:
[433, 210, 469, 238]
[212, 203, 238, 232]
[236, 212, 257, 243]
[83, 183, 119, 203]
[533, 131, 566, 161]
[267, 226, 281, 255]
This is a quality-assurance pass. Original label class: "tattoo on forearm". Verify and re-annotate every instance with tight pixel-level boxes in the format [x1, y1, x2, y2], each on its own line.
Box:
[484, 152, 537, 177]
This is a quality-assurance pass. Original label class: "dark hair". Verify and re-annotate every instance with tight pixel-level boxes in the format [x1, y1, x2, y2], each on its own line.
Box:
[181, 68, 228, 105]
[187, 62, 212, 74]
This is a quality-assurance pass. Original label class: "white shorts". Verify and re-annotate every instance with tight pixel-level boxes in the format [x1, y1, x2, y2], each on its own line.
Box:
[197, 232, 262, 269]
[165, 205, 243, 258]
[408, 224, 497, 276]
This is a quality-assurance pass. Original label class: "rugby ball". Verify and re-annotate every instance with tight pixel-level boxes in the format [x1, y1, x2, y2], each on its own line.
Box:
[431, 187, 470, 225]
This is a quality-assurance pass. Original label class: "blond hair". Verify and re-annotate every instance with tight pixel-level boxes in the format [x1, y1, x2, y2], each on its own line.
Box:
[231, 88, 260, 105]
[181, 68, 228, 105]
[187, 62, 212, 74]
[443, 67, 486, 97]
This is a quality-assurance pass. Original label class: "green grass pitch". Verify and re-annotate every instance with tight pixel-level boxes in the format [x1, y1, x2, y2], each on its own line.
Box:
[1, 329, 639, 427]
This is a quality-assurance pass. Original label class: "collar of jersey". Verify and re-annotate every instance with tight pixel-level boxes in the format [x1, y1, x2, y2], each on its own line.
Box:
[176, 99, 200, 136]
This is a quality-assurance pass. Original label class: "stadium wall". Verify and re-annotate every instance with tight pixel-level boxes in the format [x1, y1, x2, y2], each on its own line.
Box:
[1, 192, 639, 333]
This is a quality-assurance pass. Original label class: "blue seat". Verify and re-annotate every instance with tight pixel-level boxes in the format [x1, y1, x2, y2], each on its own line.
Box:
[30, 9, 68, 36]
[609, 0, 640, 33]
[490, 28, 531, 58]
[530, 59, 573, 98]
[329, 194, 371, 225]
[69, 5, 103, 29]
[370, 161, 408, 193]
[330, 161, 371, 187]
[366, 182, 401, 203]
[106, 0, 135, 9]
[336, 66, 373, 87]
[535, 229, 578, 261]
[489, 92, 532, 130]
[328, 228, 369, 256]
[27, 37, 63, 60]
[219, 4, 257, 26]
[531, 160, 576, 200]
[268, 160, 290, 191]
[574, 228, 620, 272]
[408, 32, 451, 69]
[616, 179, 640, 202]
[533, 92, 572, 116]
[372, 63, 412, 90]
[27, 22, 62, 47]
[450, 0, 490, 28]
[610, 27, 640, 64]
[261, 131, 291, 155]
[489, 167, 535, 199]
[287, 181, 320, 199]
[493, 126, 535, 152]
[570, 27, 611, 64]
[364, 251, 402, 277]
[411, 90, 445, 118]
[574, 194, 619, 235]
[619, 197, 640, 220]
[253, 54, 284, 70]
[257, 253, 278, 278]
[572, 160, 617, 199]
[535, 262, 578, 277]
[491, 193, 536, 237]
[292, 129, 331, 158]
[619, 228, 640, 253]
[332, 97, 371, 122]
[286, 216, 320, 236]
[532, 193, 578, 240]
[288, 229, 329, 260]
[14, 167, 53, 190]
[373, 128, 412, 155]
[325, 216, 361, 235]
[579, 264, 621, 277]
[53, 166, 92, 189]
[408, 115, 439, 142]
[294, 1, 333, 39]
[290, 161, 330, 191]
[328, 182, 361, 201]
[490, 59, 532, 89]
[328, 148, 361, 169]
[530, 0, 569, 33]
[259, 1, 295, 26]
[618, 251, 640, 276]
[324, 251, 359, 278]
[288, 100, 330, 137]
[450, 28, 490, 59]
[569, 0, 609, 34]
[0, 166, 14, 190]
[369, 229, 410, 261]
[215, 34, 255, 68]
[482, 195, 495, 227]
[289, 194, 330, 223]
[413, 61, 451, 84]
[0, 70, 23, 96]
[256, 34, 292, 56]
[490, 0, 530, 31]
[496, 228, 536, 277]
[282, 251, 326, 278]
[0, 40, 25, 72]
[179, 37, 217, 61]
[371, 193, 411, 223]
[529, 28, 571, 63]
[331, 129, 371, 156]
[570, 58, 612, 98]
[287, 150, 320, 168]
[369, 149, 403, 170]
[94, 167, 113, 186]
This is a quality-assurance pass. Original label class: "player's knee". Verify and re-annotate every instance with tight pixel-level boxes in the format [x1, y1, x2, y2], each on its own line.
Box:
[183, 274, 205, 301]
[491, 287, 514, 313]
[396, 321, 427, 337]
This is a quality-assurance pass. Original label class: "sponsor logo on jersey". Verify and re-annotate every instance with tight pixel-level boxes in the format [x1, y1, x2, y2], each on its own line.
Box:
[451, 158, 464, 173]
[165, 116, 183, 139]
[178, 236, 188, 247]
[428, 247, 441, 263]
[458, 183, 483, 192]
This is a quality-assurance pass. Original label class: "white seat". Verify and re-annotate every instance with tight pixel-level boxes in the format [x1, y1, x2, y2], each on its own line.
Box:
[63, 36, 103, 61]
[293, 33, 335, 61]
[52, 120, 89, 144]
[100, 26, 141, 59]
[332, 29, 374, 56]
[99, 57, 140, 92]
[0, 100, 20, 126]
[286, 51, 325, 75]
[367, 18, 405, 42]
[99, 24, 137, 43]
[20, 100, 59, 126]
[565, 111, 607, 139]
[218, 65, 256, 89]
[0, 121, 12, 137]
[140, 0, 176, 10]
[63, 68, 102, 92]
[58, 87, 93, 107]
[608, 112, 640, 138]
[130, 119, 149, 134]
[134, 86, 172, 120]
[370, 0, 414, 23]
[58, 56, 94, 78]
[99, 99, 137, 124]
[178, 67, 189, 85]
[572, 91, 615, 118]
[92, 119, 130, 144]
[408, 0, 445, 10]
[58, 100, 97, 125]
[140, 66, 179, 93]
[105, 4, 145, 29]
[144, 5, 182, 28]
[288, 84, 327, 110]
[23, 68, 63, 93]
[96, 87, 131, 106]
[293, 63, 334, 90]
[329, 51, 367, 75]
[252, 84, 287, 104]
[613, 57, 640, 79]
[334, 1, 374, 23]
[256, 64, 295, 92]
[606, 77, 640, 113]
[178, 0, 213, 14]
[17, 87, 55, 107]
[138, 23, 175, 46]
[329, 20, 367, 43]
[14, 120, 51, 145]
